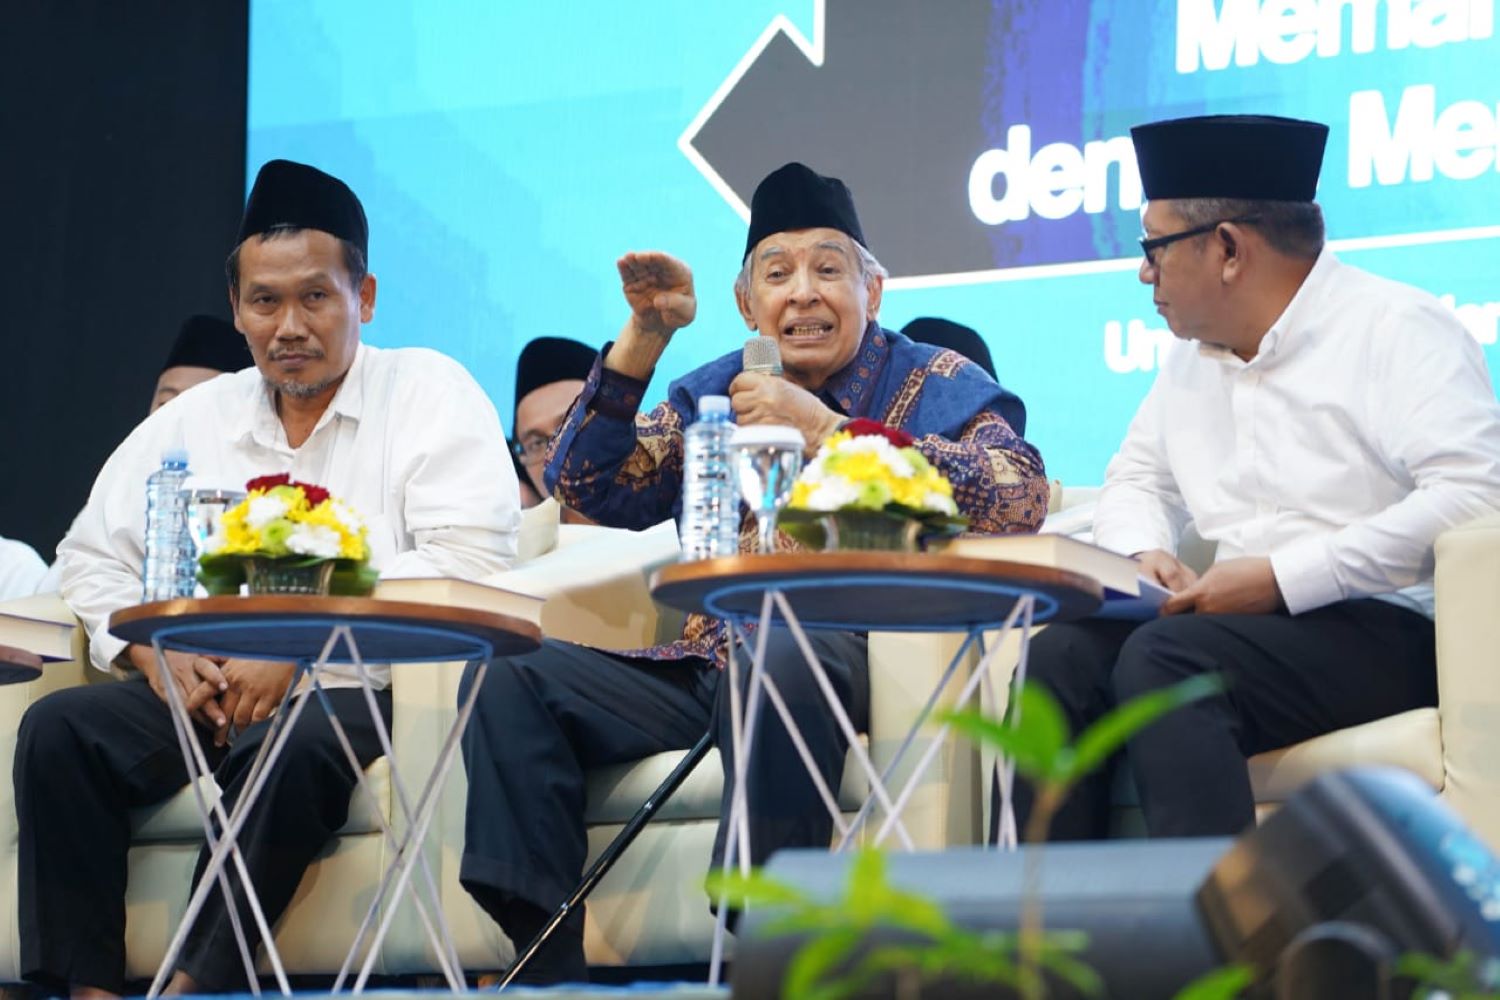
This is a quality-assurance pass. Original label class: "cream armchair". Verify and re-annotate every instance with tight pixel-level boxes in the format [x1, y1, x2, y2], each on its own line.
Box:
[0, 503, 988, 982]
[1041, 486, 1500, 853]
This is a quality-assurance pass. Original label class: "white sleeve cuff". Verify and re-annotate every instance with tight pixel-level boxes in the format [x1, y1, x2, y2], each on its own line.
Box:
[89, 632, 128, 675]
[1271, 540, 1343, 615]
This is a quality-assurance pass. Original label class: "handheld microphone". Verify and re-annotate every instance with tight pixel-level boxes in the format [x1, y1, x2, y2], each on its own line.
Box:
[742, 335, 783, 377]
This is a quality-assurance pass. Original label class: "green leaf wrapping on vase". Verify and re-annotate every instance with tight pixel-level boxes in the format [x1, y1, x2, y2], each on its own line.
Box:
[196, 554, 376, 596]
[780, 506, 969, 550]
[330, 560, 378, 596]
[197, 554, 246, 595]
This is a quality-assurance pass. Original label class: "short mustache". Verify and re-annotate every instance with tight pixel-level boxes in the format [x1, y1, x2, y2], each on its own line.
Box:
[268, 347, 326, 361]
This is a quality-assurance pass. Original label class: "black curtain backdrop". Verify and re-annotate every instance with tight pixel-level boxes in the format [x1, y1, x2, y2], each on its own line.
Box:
[0, 2, 248, 559]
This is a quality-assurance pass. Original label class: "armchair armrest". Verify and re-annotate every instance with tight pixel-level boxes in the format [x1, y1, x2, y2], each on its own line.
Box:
[1433, 513, 1500, 850]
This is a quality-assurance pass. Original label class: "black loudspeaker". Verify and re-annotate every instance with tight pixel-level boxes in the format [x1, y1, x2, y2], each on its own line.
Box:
[1196, 767, 1500, 999]
[734, 838, 1232, 999]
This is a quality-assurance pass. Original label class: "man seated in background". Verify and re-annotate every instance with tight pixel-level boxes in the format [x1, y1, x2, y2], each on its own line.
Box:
[17, 159, 518, 997]
[1012, 114, 1500, 842]
[0, 536, 47, 600]
[458, 161, 1050, 984]
[510, 335, 595, 519]
[150, 313, 254, 413]
[901, 316, 1027, 435]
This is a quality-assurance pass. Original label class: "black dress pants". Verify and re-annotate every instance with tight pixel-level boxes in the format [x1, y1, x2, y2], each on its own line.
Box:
[458, 628, 868, 940]
[15, 674, 390, 993]
[1008, 599, 1437, 841]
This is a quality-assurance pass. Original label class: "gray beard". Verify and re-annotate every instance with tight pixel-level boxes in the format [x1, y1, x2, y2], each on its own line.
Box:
[265, 375, 338, 400]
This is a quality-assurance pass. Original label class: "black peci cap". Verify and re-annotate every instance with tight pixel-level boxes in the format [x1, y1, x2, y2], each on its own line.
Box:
[743, 162, 867, 261]
[237, 159, 369, 256]
[1130, 115, 1328, 202]
[161, 314, 253, 374]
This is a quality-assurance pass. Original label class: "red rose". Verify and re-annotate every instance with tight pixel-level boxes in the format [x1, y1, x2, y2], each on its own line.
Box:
[246, 473, 291, 493]
[842, 418, 915, 448]
[296, 482, 331, 506]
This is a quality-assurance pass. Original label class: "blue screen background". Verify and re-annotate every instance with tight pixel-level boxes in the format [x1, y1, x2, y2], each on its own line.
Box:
[248, 1, 1500, 487]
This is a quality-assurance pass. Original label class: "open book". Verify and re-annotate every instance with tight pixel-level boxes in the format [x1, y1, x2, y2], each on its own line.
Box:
[940, 534, 1169, 620]
[0, 593, 79, 661]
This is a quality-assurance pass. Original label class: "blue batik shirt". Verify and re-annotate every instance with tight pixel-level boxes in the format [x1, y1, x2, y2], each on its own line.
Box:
[545, 321, 1049, 665]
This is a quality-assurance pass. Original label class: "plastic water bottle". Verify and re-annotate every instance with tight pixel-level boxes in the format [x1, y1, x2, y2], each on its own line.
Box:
[679, 395, 740, 560]
[142, 449, 195, 600]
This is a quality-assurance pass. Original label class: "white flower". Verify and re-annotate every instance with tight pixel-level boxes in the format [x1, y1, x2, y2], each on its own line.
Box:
[202, 528, 229, 555]
[329, 500, 364, 535]
[805, 478, 861, 511]
[924, 491, 959, 515]
[286, 523, 342, 559]
[246, 494, 289, 529]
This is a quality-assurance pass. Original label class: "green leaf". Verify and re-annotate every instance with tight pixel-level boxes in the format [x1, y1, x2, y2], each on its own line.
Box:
[703, 868, 811, 912]
[938, 684, 1070, 782]
[784, 927, 863, 1000]
[1171, 964, 1254, 1000]
[1067, 674, 1225, 781]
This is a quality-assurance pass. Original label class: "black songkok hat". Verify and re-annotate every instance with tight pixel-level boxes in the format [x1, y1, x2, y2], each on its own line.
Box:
[1130, 115, 1328, 202]
[161, 315, 253, 374]
[237, 159, 369, 257]
[901, 317, 997, 380]
[743, 162, 867, 261]
[514, 337, 597, 417]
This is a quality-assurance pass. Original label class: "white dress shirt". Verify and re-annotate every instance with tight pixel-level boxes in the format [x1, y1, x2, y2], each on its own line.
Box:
[1094, 248, 1500, 617]
[0, 537, 48, 601]
[57, 343, 521, 683]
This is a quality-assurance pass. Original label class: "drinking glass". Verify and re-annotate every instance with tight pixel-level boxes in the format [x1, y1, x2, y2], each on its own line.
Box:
[730, 425, 804, 555]
[183, 486, 246, 563]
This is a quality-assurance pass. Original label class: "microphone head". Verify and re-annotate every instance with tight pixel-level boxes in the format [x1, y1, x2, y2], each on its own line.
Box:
[742, 335, 783, 376]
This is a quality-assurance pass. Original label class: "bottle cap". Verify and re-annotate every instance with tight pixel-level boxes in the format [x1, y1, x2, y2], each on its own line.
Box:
[161, 447, 190, 466]
[699, 395, 731, 418]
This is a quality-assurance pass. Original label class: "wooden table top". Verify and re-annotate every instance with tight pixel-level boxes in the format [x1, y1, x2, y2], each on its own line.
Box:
[0, 643, 44, 684]
[651, 551, 1102, 631]
[110, 595, 540, 663]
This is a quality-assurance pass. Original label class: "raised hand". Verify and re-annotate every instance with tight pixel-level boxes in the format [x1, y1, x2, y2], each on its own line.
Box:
[728, 371, 843, 458]
[617, 252, 696, 336]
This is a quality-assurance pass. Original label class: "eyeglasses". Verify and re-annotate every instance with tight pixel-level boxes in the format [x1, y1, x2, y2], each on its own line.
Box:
[1139, 215, 1259, 267]
[511, 433, 552, 463]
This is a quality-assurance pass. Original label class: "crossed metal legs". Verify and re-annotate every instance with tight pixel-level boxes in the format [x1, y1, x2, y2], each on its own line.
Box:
[148, 627, 481, 995]
[707, 589, 1036, 984]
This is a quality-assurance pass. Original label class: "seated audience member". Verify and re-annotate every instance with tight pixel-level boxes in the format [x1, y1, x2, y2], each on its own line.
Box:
[151, 314, 255, 413]
[510, 335, 596, 515]
[17, 159, 518, 996]
[1012, 115, 1500, 842]
[0, 535, 47, 600]
[459, 162, 1049, 983]
[901, 316, 1027, 434]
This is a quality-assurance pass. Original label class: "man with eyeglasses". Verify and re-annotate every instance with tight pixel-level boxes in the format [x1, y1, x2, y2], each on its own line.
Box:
[1010, 114, 1500, 841]
[510, 336, 596, 513]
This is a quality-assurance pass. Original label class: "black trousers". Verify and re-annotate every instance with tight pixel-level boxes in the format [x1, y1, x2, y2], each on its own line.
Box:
[458, 628, 868, 938]
[1008, 599, 1437, 841]
[15, 674, 390, 993]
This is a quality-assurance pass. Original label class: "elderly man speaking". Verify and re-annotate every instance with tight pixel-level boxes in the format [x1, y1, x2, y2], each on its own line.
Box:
[17, 159, 519, 996]
[458, 162, 1049, 983]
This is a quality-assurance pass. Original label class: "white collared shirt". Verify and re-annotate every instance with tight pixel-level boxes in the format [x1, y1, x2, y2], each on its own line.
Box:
[57, 343, 521, 683]
[1094, 248, 1500, 617]
[0, 536, 48, 601]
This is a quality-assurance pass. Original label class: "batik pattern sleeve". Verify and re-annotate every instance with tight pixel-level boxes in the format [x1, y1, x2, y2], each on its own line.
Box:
[546, 353, 686, 531]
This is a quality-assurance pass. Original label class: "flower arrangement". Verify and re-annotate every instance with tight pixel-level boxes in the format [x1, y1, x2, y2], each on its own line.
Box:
[198, 474, 377, 595]
[782, 419, 966, 550]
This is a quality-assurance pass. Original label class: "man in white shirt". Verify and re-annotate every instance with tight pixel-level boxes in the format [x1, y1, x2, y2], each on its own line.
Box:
[16, 160, 519, 996]
[1012, 115, 1500, 841]
[0, 536, 47, 600]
